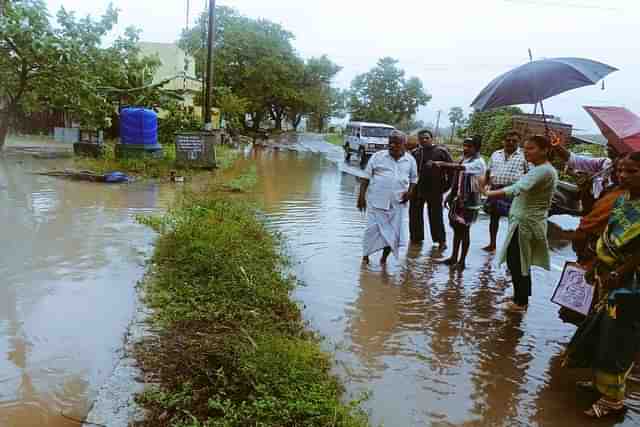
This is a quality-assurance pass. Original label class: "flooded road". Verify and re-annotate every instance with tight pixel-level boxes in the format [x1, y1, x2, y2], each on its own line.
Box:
[1, 135, 638, 427]
[247, 134, 640, 427]
[0, 154, 174, 426]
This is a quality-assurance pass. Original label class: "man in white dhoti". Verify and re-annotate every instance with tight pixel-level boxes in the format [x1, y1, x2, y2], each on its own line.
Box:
[357, 131, 418, 264]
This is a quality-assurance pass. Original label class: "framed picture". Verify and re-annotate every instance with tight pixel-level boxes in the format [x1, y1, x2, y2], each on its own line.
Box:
[551, 262, 594, 316]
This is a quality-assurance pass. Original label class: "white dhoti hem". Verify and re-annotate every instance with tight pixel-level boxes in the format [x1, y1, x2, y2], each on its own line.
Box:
[362, 204, 407, 257]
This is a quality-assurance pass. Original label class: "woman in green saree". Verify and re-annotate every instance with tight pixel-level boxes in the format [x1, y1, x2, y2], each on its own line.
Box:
[563, 151, 640, 418]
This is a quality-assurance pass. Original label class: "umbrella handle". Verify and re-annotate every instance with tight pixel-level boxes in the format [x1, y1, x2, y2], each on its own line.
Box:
[539, 99, 550, 138]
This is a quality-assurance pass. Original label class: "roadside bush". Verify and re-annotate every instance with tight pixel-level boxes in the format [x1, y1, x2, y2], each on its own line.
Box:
[459, 107, 523, 156]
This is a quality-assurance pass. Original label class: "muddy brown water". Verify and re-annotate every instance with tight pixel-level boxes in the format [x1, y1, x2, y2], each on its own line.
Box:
[1, 135, 638, 426]
[0, 154, 175, 426]
[242, 134, 640, 427]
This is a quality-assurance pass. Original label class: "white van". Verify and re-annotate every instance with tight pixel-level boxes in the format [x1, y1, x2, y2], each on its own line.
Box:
[343, 122, 395, 167]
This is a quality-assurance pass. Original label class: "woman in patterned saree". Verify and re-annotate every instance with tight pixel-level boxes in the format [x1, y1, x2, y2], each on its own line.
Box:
[563, 151, 640, 418]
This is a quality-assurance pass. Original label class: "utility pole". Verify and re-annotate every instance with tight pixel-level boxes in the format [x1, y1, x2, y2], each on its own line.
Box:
[203, 0, 216, 130]
[186, 0, 190, 30]
[434, 110, 442, 141]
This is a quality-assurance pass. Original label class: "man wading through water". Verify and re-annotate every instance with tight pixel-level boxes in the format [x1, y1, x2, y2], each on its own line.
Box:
[409, 129, 453, 249]
[359, 130, 418, 265]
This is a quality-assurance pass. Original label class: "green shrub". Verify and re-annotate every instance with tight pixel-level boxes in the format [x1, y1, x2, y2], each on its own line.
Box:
[134, 196, 369, 427]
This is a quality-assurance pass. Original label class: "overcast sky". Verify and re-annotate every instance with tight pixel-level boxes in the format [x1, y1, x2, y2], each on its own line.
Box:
[46, 0, 640, 132]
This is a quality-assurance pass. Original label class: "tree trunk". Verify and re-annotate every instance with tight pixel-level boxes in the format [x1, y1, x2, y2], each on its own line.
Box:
[274, 114, 283, 130]
[450, 124, 456, 143]
[317, 116, 326, 134]
[251, 112, 264, 132]
[292, 113, 303, 131]
[269, 106, 285, 130]
[0, 113, 9, 150]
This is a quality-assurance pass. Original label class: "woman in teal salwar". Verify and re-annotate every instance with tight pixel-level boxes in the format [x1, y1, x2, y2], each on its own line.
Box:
[563, 151, 640, 418]
[485, 135, 558, 311]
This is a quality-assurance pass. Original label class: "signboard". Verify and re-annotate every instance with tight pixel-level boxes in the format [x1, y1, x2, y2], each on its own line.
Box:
[176, 134, 204, 155]
[551, 262, 594, 316]
[175, 131, 218, 168]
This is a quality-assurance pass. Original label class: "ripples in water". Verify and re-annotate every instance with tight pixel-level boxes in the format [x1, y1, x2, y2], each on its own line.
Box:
[0, 156, 176, 426]
[247, 141, 640, 427]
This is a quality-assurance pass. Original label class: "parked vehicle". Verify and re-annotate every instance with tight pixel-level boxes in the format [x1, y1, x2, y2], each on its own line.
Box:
[343, 122, 395, 167]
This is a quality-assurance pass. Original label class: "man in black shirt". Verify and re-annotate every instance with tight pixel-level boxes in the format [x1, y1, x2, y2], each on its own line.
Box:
[409, 129, 453, 248]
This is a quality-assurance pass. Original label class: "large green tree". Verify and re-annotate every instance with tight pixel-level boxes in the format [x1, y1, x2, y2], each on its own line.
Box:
[348, 57, 431, 126]
[459, 106, 523, 155]
[179, 7, 342, 131]
[180, 7, 297, 130]
[0, 0, 172, 147]
[0, 0, 118, 147]
[289, 55, 342, 132]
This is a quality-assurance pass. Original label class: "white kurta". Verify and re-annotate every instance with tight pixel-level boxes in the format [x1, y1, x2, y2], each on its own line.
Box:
[362, 150, 418, 257]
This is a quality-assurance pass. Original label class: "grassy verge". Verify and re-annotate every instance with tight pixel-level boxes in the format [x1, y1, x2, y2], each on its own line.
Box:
[74, 141, 238, 180]
[133, 183, 369, 426]
[325, 134, 344, 146]
[222, 166, 257, 193]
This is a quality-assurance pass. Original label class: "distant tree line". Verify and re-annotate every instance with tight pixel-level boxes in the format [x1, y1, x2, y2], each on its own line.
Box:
[179, 7, 344, 133]
[180, 8, 434, 134]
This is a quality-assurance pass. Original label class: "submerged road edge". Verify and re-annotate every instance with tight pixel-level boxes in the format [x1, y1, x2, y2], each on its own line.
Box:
[82, 281, 151, 427]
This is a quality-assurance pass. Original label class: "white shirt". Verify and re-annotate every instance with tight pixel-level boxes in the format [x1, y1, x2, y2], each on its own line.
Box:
[365, 150, 418, 210]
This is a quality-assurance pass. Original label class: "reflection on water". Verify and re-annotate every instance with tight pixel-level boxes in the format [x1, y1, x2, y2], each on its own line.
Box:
[249, 137, 639, 427]
[0, 155, 175, 426]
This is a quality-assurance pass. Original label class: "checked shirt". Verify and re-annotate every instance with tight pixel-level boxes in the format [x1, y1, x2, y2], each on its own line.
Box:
[488, 149, 528, 187]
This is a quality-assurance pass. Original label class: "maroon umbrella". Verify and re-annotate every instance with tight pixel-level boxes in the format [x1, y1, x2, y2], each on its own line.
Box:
[584, 106, 640, 154]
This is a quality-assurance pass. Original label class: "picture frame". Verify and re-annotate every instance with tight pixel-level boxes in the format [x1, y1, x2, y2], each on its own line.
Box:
[551, 262, 594, 316]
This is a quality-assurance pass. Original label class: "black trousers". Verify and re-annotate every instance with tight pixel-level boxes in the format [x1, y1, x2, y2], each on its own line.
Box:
[409, 195, 446, 243]
[506, 227, 532, 306]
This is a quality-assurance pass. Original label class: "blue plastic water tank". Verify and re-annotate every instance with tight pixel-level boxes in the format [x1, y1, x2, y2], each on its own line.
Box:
[120, 108, 159, 146]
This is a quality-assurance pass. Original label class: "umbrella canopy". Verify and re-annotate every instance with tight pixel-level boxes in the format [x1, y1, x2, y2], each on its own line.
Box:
[584, 106, 640, 154]
[471, 58, 618, 112]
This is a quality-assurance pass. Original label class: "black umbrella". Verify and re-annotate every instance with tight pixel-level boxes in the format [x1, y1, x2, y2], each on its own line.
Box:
[470, 57, 618, 113]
